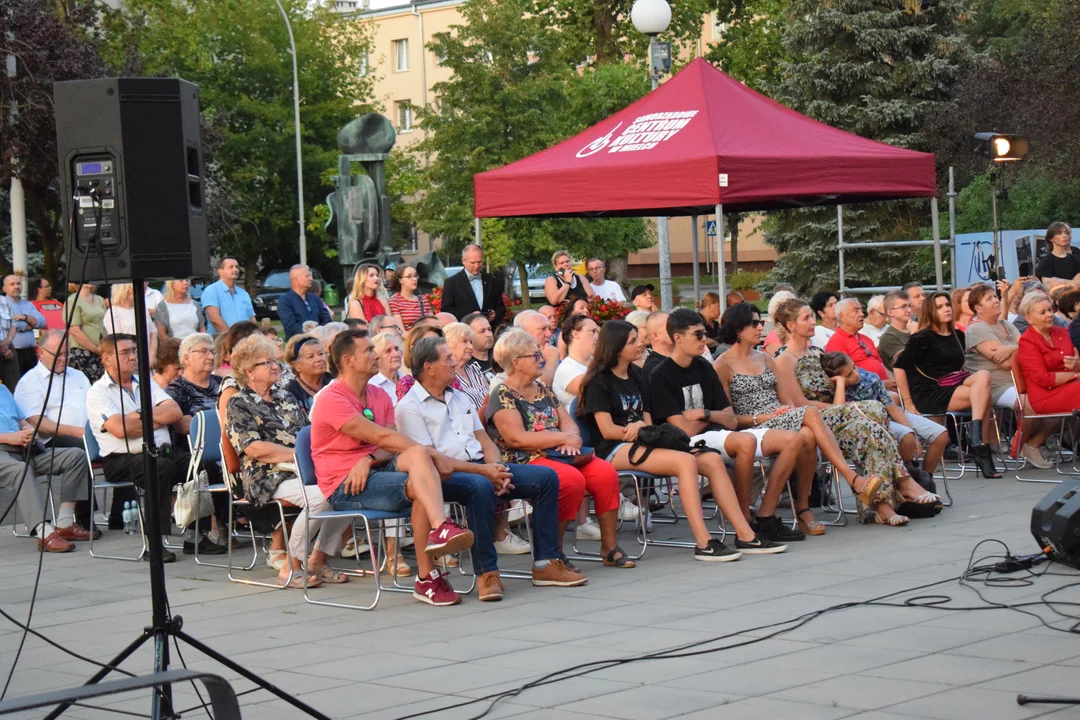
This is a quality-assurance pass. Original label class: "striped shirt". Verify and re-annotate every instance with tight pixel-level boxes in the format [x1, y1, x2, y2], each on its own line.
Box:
[389, 293, 427, 331]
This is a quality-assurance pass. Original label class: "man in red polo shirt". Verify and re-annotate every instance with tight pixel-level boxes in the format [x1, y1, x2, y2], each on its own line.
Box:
[826, 297, 896, 388]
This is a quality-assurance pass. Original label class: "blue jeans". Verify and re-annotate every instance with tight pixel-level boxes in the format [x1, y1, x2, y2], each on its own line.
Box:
[327, 467, 410, 513]
[441, 463, 560, 575]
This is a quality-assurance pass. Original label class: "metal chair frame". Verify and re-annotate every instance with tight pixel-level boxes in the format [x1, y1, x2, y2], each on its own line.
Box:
[1010, 367, 1077, 484]
[83, 422, 147, 562]
[293, 427, 474, 610]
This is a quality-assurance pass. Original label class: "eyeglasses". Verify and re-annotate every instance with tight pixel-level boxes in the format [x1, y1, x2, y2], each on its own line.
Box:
[189, 347, 214, 355]
[252, 360, 277, 369]
[516, 351, 544, 361]
[856, 339, 873, 359]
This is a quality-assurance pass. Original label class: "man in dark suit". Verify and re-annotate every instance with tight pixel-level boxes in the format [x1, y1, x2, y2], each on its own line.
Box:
[442, 244, 506, 326]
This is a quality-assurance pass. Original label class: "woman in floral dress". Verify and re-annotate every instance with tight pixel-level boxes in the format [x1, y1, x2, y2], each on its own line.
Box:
[772, 298, 910, 525]
[713, 303, 892, 531]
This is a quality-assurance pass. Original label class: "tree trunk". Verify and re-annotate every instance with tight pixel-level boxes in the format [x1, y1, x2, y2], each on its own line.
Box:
[516, 260, 531, 309]
[608, 253, 629, 292]
[727, 212, 740, 276]
[243, 255, 260, 293]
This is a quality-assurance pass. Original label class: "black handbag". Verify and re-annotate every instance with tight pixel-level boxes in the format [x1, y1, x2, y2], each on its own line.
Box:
[627, 425, 692, 466]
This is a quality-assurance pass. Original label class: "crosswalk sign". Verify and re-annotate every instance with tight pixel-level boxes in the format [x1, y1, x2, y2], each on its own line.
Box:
[706, 220, 716, 237]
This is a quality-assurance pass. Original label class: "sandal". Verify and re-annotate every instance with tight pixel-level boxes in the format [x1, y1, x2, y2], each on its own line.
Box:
[853, 475, 884, 508]
[796, 508, 826, 536]
[909, 491, 942, 507]
[313, 565, 349, 584]
[266, 549, 287, 571]
[874, 512, 909, 527]
[382, 556, 412, 577]
[281, 573, 321, 589]
[603, 545, 636, 569]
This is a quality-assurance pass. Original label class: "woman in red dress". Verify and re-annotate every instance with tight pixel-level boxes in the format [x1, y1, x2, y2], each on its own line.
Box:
[1015, 293, 1080, 413]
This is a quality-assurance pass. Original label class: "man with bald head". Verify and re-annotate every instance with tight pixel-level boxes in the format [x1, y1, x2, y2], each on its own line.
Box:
[441, 244, 506, 324]
[3, 275, 45, 379]
[513, 310, 559, 386]
[436, 312, 458, 328]
[642, 311, 672, 378]
[277, 264, 330, 339]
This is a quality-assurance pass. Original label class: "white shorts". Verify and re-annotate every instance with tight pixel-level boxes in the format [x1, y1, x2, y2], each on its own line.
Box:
[690, 428, 770, 461]
[889, 412, 947, 446]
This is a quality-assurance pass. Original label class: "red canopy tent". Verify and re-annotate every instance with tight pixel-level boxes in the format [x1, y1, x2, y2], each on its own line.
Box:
[473, 58, 942, 305]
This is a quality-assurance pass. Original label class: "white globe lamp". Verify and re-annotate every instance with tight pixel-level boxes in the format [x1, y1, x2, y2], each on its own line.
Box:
[630, 0, 671, 36]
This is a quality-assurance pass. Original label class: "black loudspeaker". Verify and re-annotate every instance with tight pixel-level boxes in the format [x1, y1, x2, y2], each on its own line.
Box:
[55, 77, 209, 283]
[1031, 480, 1080, 570]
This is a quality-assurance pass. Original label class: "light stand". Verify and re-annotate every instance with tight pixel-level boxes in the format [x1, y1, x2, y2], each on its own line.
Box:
[990, 167, 1003, 280]
[43, 283, 332, 720]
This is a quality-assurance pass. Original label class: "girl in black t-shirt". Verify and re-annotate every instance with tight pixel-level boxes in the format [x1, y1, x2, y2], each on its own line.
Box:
[1036, 222, 1080, 282]
[578, 320, 785, 561]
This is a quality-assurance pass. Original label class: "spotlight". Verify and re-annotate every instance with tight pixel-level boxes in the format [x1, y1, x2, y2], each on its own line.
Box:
[973, 132, 1028, 162]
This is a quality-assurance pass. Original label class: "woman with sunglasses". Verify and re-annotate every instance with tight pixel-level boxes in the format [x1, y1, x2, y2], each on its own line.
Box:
[486, 329, 634, 569]
[893, 291, 1000, 478]
[720, 302, 906, 527]
[388, 264, 428, 332]
[282, 335, 330, 412]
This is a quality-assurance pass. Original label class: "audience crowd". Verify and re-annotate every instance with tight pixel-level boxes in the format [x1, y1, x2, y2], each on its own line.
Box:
[4, 222, 1080, 607]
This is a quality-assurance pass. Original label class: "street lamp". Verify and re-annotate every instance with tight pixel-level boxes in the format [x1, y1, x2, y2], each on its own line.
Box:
[972, 132, 1029, 280]
[274, 0, 307, 266]
[631, 0, 673, 310]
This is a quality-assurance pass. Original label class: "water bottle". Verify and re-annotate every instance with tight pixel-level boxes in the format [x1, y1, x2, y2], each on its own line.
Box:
[123, 501, 134, 535]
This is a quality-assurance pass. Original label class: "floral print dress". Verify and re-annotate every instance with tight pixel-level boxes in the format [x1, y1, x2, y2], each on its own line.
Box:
[779, 345, 904, 522]
[484, 381, 562, 465]
[225, 387, 309, 506]
[717, 360, 809, 433]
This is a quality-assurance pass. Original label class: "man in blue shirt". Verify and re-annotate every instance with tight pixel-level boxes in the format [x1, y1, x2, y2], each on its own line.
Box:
[0, 383, 94, 552]
[201, 257, 256, 335]
[277, 264, 330, 339]
[3, 275, 46, 378]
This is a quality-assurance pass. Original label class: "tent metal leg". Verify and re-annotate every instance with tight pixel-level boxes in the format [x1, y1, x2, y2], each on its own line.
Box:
[716, 204, 726, 311]
[931, 197, 943, 290]
[691, 214, 700, 303]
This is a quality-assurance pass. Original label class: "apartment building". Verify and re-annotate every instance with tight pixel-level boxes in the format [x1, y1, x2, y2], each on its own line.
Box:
[344, 0, 778, 277]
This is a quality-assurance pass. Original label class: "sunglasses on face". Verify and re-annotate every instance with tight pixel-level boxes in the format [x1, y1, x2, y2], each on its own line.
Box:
[684, 330, 706, 340]
[750, 320, 763, 328]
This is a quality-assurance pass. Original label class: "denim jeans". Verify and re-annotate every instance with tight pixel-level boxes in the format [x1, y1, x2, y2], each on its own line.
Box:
[327, 469, 410, 513]
[441, 463, 560, 575]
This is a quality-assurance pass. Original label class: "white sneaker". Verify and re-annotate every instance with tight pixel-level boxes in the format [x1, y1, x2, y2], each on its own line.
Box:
[495, 532, 532, 555]
[1022, 444, 1054, 470]
[618, 495, 640, 522]
[575, 517, 602, 541]
[507, 500, 533, 524]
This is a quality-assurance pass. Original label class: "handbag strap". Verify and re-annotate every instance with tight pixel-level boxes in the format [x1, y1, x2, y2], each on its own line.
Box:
[627, 442, 654, 466]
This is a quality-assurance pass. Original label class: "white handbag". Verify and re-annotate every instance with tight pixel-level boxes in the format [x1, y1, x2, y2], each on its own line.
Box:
[174, 470, 214, 530]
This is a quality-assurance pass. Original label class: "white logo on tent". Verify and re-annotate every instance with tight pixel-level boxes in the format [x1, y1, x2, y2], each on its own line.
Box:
[575, 111, 698, 159]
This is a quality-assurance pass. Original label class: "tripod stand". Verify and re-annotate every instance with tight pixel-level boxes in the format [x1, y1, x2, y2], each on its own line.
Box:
[44, 284, 331, 720]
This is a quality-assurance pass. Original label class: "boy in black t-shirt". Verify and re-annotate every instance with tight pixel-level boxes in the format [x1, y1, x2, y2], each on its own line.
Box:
[651, 309, 804, 544]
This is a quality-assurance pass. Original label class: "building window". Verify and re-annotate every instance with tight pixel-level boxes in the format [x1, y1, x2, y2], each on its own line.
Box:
[396, 101, 413, 132]
[405, 227, 419, 253]
[393, 38, 410, 72]
[358, 49, 369, 77]
[711, 13, 730, 39]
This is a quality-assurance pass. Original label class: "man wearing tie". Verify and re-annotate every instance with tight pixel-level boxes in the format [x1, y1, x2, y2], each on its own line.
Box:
[441, 244, 506, 326]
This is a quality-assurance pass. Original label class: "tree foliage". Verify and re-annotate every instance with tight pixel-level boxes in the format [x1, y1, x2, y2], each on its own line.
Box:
[412, 0, 653, 271]
[1, 0, 106, 280]
[764, 0, 971, 293]
[101, 0, 375, 286]
[704, 0, 788, 93]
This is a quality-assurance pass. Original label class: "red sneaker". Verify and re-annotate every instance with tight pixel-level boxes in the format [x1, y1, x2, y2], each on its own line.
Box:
[413, 568, 461, 606]
[425, 519, 474, 558]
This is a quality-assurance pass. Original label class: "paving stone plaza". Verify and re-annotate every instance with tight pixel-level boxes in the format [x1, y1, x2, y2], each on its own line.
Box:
[1, 469, 1079, 720]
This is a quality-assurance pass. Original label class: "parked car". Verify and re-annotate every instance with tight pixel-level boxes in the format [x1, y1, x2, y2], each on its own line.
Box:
[253, 268, 325, 320]
[507, 264, 550, 305]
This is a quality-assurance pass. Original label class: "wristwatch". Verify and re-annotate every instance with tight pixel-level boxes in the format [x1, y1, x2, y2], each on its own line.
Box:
[703, 409, 711, 423]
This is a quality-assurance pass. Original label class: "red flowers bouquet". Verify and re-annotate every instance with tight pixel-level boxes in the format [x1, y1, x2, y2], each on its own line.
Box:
[424, 286, 443, 313]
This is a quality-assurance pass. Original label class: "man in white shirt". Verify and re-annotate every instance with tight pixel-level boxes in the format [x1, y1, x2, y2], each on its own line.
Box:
[860, 294, 888, 346]
[87, 333, 183, 561]
[586, 258, 626, 302]
[396, 335, 585, 600]
[15, 330, 90, 448]
[144, 283, 164, 313]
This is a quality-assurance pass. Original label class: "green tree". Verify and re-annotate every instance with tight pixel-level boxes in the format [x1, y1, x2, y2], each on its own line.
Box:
[413, 0, 652, 293]
[704, 0, 788, 93]
[102, 0, 375, 287]
[764, 0, 971, 293]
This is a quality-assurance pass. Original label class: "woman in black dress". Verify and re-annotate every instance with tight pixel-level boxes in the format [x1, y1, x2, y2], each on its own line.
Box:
[892, 291, 1000, 478]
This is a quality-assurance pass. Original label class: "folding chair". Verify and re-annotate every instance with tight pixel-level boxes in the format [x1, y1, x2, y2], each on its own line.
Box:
[1010, 368, 1076, 483]
[221, 422, 301, 589]
[293, 427, 475, 609]
[566, 399, 664, 560]
[185, 409, 241, 567]
[893, 368, 964, 502]
[84, 421, 147, 562]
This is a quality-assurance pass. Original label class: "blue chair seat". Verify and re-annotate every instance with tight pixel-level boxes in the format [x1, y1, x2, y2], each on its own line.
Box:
[308, 508, 410, 523]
